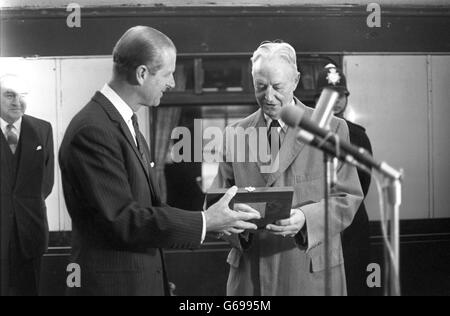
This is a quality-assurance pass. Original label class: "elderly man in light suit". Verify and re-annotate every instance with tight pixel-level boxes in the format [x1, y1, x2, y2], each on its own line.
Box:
[213, 42, 363, 296]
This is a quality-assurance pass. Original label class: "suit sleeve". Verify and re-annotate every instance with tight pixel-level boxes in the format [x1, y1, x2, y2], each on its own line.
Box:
[43, 122, 54, 199]
[299, 120, 364, 253]
[63, 125, 203, 249]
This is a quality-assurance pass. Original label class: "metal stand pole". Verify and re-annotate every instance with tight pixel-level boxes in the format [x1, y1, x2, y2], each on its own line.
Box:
[382, 177, 402, 296]
[323, 153, 334, 296]
[388, 179, 402, 296]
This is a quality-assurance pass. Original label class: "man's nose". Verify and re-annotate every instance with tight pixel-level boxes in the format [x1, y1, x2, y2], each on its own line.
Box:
[264, 86, 275, 102]
[167, 74, 176, 90]
[11, 95, 21, 106]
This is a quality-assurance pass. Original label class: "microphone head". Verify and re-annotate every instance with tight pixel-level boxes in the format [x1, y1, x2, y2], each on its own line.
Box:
[280, 105, 305, 128]
[312, 87, 340, 129]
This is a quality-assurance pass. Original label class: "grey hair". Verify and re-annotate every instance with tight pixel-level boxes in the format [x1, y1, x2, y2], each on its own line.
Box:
[0, 74, 28, 92]
[251, 41, 299, 74]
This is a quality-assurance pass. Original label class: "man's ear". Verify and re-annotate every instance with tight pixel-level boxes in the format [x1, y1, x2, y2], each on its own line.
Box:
[135, 65, 148, 85]
[293, 71, 301, 89]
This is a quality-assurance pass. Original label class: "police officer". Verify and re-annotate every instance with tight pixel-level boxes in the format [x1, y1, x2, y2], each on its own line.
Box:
[316, 64, 373, 296]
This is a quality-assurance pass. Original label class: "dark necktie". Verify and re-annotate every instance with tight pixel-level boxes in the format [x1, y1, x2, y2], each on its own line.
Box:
[268, 120, 281, 152]
[131, 114, 150, 175]
[6, 124, 18, 154]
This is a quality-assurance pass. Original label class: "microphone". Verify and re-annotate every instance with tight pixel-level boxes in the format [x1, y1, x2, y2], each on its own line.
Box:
[311, 87, 340, 129]
[280, 105, 402, 180]
[295, 87, 340, 154]
[292, 87, 343, 165]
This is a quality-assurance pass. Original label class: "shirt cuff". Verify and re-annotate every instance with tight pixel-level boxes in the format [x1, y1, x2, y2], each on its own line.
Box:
[201, 211, 207, 244]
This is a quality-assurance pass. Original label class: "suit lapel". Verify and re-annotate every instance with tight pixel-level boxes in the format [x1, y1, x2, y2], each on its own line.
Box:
[250, 110, 272, 184]
[92, 92, 159, 202]
[16, 116, 42, 186]
[0, 132, 14, 182]
[265, 99, 309, 187]
[92, 92, 151, 180]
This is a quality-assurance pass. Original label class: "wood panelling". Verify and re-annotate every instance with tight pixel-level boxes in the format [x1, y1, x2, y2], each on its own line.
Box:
[40, 219, 450, 296]
[344, 55, 435, 220]
[1, 6, 450, 57]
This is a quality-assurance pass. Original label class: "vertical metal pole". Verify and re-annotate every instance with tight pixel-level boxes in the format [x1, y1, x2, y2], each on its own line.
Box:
[383, 186, 390, 296]
[389, 179, 402, 296]
[324, 153, 332, 296]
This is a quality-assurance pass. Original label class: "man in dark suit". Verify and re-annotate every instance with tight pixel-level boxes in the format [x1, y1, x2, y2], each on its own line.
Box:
[316, 64, 373, 296]
[59, 26, 260, 296]
[0, 74, 54, 296]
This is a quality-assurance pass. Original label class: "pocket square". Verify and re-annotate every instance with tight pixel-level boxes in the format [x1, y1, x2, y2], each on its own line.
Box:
[36, 146, 42, 151]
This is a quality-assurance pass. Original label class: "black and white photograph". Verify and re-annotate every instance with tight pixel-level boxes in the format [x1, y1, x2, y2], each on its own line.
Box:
[0, 0, 449, 299]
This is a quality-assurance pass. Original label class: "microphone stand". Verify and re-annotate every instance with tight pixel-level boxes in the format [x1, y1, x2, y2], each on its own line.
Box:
[318, 133, 402, 296]
[323, 152, 333, 296]
[283, 101, 403, 296]
[383, 176, 402, 296]
[322, 132, 341, 296]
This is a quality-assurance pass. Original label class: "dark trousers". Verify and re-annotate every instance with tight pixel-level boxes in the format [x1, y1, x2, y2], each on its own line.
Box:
[342, 204, 370, 296]
[6, 222, 42, 296]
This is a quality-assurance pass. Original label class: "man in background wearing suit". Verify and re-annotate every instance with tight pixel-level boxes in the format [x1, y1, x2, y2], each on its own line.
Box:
[213, 42, 363, 295]
[316, 64, 373, 296]
[59, 26, 260, 296]
[0, 74, 54, 296]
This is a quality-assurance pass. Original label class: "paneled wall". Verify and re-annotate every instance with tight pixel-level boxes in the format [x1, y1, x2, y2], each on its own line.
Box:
[0, 57, 150, 231]
[431, 56, 450, 218]
[344, 55, 450, 220]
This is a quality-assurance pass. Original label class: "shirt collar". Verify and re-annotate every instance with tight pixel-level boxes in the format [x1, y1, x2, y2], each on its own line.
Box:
[100, 84, 134, 124]
[263, 99, 296, 133]
[1, 116, 23, 134]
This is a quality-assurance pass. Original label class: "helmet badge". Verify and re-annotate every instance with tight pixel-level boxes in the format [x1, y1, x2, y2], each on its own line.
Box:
[326, 68, 341, 86]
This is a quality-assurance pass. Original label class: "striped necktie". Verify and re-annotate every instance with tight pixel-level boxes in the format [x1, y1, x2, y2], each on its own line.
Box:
[6, 124, 18, 154]
[131, 114, 150, 175]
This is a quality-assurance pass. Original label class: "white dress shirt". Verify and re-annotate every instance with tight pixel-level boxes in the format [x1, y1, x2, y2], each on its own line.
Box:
[100, 84, 137, 146]
[100, 84, 206, 243]
[1, 116, 23, 141]
[263, 112, 289, 146]
[263, 114, 288, 135]
[262, 100, 294, 136]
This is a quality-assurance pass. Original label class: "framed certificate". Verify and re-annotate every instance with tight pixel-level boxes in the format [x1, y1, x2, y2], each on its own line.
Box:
[206, 187, 294, 229]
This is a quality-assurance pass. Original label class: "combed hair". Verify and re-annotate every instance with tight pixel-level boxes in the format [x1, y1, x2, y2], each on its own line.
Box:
[112, 26, 176, 82]
[0, 74, 28, 93]
[251, 40, 298, 74]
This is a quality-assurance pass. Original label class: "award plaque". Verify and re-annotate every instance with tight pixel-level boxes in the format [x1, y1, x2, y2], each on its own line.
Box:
[206, 187, 294, 229]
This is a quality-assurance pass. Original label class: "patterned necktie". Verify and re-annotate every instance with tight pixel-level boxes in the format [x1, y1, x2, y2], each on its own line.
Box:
[6, 124, 18, 154]
[131, 114, 150, 174]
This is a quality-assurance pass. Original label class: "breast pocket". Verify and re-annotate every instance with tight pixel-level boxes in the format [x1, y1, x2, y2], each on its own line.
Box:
[295, 170, 323, 183]
[27, 146, 45, 173]
[294, 170, 324, 203]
